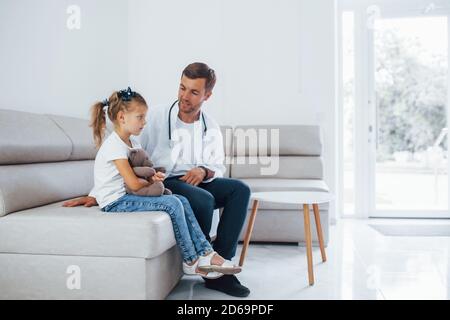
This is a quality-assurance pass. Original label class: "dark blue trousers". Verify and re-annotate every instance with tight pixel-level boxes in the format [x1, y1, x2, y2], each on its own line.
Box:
[163, 176, 251, 260]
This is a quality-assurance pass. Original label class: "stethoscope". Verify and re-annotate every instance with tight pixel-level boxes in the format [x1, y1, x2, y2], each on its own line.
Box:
[168, 99, 208, 143]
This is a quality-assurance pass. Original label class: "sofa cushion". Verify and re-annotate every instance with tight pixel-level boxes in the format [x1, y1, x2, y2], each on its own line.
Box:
[47, 114, 98, 161]
[0, 201, 176, 259]
[220, 126, 233, 176]
[241, 178, 330, 210]
[220, 126, 233, 157]
[231, 156, 323, 179]
[233, 125, 322, 156]
[0, 161, 94, 217]
[0, 109, 72, 165]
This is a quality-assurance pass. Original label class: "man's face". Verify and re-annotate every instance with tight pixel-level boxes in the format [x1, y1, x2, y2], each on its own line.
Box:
[178, 75, 212, 116]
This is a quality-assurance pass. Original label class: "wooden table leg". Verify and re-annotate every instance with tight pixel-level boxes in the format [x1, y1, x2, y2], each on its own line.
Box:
[239, 199, 259, 267]
[303, 203, 314, 285]
[312, 203, 327, 262]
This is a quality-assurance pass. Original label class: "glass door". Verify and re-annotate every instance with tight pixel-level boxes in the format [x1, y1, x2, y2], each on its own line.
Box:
[369, 15, 449, 217]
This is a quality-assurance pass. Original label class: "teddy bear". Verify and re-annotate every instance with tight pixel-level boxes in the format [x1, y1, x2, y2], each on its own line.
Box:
[125, 148, 172, 196]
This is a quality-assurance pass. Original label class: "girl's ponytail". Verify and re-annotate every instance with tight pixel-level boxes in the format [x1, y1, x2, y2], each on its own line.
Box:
[90, 101, 107, 149]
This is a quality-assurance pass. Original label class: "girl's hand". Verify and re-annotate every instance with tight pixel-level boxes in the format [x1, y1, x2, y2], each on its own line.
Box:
[113, 159, 151, 192]
[62, 196, 98, 207]
[152, 171, 166, 182]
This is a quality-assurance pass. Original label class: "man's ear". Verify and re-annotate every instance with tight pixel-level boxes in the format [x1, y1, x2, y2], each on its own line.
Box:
[204, 91, 212, 101]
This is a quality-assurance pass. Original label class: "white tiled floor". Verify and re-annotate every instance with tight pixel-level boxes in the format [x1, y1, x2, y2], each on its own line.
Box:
[167, 218, 450, 300]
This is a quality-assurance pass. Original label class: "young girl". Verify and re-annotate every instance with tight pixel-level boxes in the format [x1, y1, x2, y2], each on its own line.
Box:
[90, 87, 241, 279]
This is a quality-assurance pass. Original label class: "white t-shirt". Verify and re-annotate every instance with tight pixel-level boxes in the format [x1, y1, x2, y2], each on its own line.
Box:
[93, 131, 141, 209]
[170, 117, 204, 177]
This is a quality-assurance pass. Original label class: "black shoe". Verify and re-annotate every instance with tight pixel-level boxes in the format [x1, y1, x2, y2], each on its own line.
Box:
[204, 275, 250, 297]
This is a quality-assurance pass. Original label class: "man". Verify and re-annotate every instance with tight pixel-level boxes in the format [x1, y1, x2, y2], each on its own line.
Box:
[64, 62, 251, 297]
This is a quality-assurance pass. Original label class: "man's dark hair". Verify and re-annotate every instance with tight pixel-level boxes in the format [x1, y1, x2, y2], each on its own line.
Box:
[182, 62, 216, 92]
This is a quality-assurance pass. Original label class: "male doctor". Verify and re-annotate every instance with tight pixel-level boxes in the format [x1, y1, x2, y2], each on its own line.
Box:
[64, 63, 251, 297]
[146, 63, 251, 297]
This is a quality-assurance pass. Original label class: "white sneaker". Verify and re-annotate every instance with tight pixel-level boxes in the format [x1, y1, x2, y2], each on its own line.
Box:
[197, 251, 242, 275]
[182, 259, 223, 279]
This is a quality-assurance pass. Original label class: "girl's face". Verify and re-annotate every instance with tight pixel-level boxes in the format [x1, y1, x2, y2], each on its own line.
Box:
[118, 102, 148, 136]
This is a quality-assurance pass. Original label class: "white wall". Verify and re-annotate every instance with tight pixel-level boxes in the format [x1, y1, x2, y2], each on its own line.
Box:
[0, 0, 128, 119]
[127, 0, 225, 116]
[0, 0, 338, 221]
[128, 0, 338, 221]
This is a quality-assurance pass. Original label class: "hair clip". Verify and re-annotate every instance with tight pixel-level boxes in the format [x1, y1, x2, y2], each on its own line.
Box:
[102, 99, 109, 107]
[118, 86, 136, 101]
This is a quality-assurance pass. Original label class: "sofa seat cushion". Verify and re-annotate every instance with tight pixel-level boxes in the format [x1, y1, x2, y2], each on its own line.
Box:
[0, 201, 176, 259]
[241, 178, 330, 210]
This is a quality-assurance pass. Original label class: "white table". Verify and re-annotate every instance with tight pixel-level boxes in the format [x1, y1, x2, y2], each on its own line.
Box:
[239, 191, 335, 285]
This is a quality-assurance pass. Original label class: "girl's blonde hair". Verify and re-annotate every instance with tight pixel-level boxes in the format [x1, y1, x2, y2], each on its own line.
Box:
[90, 88, 147, 148]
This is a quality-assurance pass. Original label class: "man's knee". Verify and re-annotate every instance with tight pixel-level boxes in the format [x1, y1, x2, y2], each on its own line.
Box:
[173, 186, 214, 212]
[193, 190, 215, 211]
[231, 179, 251, 198]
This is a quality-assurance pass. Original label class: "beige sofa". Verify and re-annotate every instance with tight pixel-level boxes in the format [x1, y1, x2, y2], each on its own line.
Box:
[0, 109, 329, 299]
[228, 125, 330, 245]
[0, 109, 182, 299]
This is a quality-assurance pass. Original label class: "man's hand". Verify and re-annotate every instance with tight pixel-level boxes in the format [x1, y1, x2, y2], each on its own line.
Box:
[152, 171, 166, 183]
[179, 167, 206, 186]
[62, 196, 98, 207]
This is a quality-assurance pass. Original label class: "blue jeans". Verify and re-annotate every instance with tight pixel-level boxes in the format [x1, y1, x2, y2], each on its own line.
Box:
[102, 194, 213, 264]
[164, 177, 251, 260]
